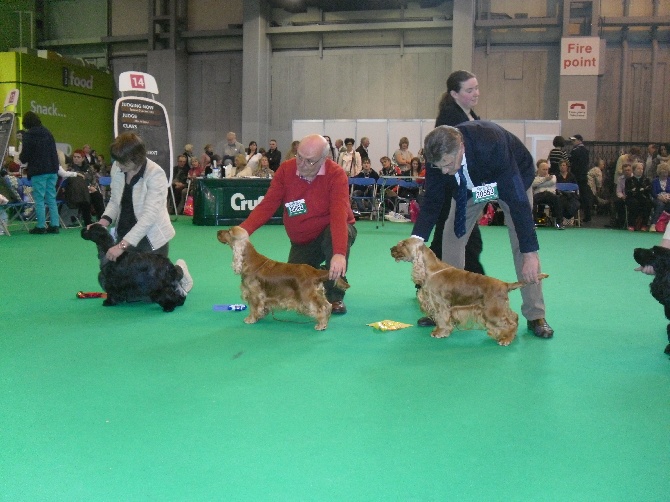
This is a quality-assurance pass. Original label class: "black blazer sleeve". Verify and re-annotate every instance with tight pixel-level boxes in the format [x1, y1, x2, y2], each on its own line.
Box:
[411, 166, 448, 240]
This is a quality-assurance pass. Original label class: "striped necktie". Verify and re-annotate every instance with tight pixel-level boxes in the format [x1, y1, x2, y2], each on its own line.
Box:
[454, 169, 467, 238]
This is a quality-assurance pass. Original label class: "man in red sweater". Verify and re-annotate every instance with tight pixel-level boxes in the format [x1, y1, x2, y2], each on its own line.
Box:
[239, 134, 357, 314]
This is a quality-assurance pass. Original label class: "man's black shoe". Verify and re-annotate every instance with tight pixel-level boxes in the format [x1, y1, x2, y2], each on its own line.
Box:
[330, 301, 347, 315]
[29, 227, 47, 235]
[46, 226, 60, 234]
[527, 318, 554, 338]
[417, 316, 436, 327]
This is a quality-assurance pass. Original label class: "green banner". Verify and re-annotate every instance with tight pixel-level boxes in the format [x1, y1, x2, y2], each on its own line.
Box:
[0, 51, 114, 157]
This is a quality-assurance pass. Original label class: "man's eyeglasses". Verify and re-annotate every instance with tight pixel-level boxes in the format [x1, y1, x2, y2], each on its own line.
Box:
[296, 153, 324, 167]
[432, 154, 457, 171]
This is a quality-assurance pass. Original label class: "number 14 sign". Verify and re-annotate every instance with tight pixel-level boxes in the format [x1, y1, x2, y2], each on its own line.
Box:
[118, 71, 159, 95]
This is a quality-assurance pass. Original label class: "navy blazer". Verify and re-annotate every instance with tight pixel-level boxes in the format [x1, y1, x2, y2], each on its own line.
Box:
[412, 121, 539, 253]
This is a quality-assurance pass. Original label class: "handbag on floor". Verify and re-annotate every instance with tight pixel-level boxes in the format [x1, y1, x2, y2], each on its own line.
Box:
[183, 195, 194, 216]
[656, 211, 670, 232]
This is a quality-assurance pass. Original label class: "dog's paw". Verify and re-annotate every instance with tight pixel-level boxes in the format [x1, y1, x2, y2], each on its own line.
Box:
[244, 316, 259, 324]
[315, 323, 328, 331]
[430, 329, 451, 338]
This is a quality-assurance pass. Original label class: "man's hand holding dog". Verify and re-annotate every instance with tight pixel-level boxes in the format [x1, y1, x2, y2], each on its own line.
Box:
[329, 254, 347, 280]
[521, 252, 541, 283]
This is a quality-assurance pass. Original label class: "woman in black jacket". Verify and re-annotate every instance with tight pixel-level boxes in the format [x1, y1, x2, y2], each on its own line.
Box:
[418, 70, 485, 328]
[430, 70, 484, 272]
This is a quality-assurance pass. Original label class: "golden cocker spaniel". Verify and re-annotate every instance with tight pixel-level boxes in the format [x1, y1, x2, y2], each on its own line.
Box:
[390, 237, 547, 346]
[217, 226, 349, 330]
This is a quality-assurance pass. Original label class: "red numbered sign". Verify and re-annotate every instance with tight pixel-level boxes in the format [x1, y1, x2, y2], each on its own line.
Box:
[129, 74, 146, 90]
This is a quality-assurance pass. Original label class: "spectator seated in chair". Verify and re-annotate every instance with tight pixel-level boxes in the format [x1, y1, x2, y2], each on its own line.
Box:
[351, 158, 379, 212]
[555, 160, 581, 226]
[532, 159, 565, 230]
[625, 162, 653, 231]
[650, 162, 670, 232]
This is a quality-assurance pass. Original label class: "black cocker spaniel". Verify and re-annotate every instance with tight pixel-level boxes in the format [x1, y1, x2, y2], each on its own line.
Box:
[81, 224, 186, 312]
[633, 245, 670, 355]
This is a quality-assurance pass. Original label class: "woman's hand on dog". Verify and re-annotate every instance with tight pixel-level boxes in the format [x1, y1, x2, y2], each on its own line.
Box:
[106, 244, 125, 262]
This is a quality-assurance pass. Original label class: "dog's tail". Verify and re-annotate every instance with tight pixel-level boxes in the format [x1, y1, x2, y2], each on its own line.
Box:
[316, 270, 350, 291]
[506, 273, 549, 291]
[333, 276, 350, 291]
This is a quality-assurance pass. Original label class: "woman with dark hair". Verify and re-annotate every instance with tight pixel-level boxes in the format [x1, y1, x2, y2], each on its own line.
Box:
[323, 135, 337, 161]
[548, 136, 569, 176]
[417, 70, 484, 328]
[96, 132, 193, 295]
[337, 137, 362, 176]
[19, 111, 61, 234]
[431, 70, 484, 269]
[435, 70, 480, 126]
[65, 149, 106, 225]
[246, 141, 262, 171]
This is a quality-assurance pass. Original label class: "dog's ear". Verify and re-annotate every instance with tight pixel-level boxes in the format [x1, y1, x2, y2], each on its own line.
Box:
[653, 246, 670, 257]
[231, 226, 249, 241]
[216, 229, 230, 244]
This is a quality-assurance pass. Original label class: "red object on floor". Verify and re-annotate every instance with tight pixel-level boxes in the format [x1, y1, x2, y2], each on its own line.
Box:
[76, 291, 108, 299]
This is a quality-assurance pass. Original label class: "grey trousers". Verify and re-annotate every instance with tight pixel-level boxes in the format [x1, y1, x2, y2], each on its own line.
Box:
[441, 188, 546, 321]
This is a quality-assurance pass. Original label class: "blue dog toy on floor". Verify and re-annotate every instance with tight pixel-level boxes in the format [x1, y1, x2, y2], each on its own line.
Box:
[213, 304, 247, 311]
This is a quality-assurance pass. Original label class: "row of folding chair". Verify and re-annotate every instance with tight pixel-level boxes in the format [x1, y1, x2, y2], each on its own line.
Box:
[348, 176, 423, 226]
[1, 177, 34, 236]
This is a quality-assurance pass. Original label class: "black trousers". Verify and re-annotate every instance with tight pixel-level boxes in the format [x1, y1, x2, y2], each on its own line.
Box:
[287, 224, 357, 302]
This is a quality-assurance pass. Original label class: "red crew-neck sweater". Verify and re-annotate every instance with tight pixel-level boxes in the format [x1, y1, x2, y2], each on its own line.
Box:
[240, 158, 355, 256]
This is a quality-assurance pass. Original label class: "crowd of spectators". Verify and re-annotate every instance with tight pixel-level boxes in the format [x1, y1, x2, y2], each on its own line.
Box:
[3, 118, 668, 233]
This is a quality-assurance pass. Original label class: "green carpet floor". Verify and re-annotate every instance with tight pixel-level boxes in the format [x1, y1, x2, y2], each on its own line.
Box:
[1, 218, 668, 501]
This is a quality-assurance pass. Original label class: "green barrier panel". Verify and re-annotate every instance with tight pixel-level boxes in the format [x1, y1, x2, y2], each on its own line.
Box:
[192, 178, 283, 226]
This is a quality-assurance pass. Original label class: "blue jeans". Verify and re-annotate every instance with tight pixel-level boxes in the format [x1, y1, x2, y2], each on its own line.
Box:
[31, 173, 59, 228]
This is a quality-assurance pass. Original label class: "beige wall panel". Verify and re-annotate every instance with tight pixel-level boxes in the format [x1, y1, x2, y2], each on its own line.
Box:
[364, 54, 387, 118]
[502, 72, 526, 119]
[473, 49, 490, 119]
[111, 0, 147, 36]
[400, 54, 420, 119]
[331, 54, 355, 120]
[271, 56, 291, 128]
[350, 56, 370, 119]
[270, 49, 453, 149]
[483, 50, 506, 118]
[187, 53, 243, 154]
[596, 48, 622, 142]
[188, 0, 243, 30]
[474, 49, 553, 121]
[521, 52, 546, 119]
[629, 61, 652, 142]
[303, 57, 323, 120]
[596, 46, 670, 142]
[383, 54, 403, 118]
[655, 62, 670, 143]
[289, 56, 307, 121]
[417, 52, 443, 119]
